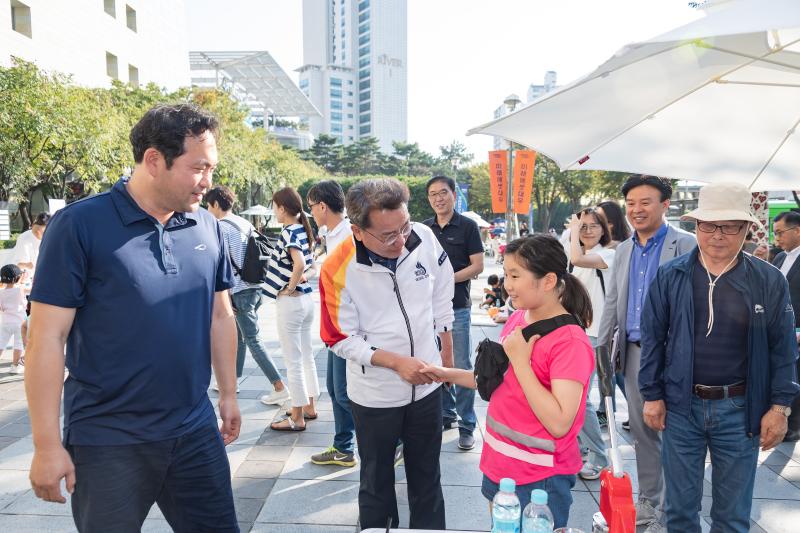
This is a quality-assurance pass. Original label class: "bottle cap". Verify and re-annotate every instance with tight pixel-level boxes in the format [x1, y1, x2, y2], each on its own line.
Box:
[531, 489, 548, 505]
[499, 478, 516, 492]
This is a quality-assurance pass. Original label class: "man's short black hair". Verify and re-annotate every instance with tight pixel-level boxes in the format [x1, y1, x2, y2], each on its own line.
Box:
[307, 180, 345, 214]
[33, 213, 51, 226]
[130, 104, 219, 169]
[774, 210, 800, 226]
[620, 174, 673, 202]
[205, 186, 236, 212]
[426, 175, 456, 193]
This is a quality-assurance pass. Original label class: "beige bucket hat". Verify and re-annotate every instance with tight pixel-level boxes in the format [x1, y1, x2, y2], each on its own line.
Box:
[680, 182, 758, 224]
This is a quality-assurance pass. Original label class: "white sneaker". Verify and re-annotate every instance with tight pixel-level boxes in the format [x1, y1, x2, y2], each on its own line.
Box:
[260, 388, 289, 405]
[11, 364, 23, 374]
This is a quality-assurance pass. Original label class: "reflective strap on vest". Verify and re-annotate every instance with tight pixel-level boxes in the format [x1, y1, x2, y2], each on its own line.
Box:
[484, 430, 555, 467]
[486, 414, 556, 452]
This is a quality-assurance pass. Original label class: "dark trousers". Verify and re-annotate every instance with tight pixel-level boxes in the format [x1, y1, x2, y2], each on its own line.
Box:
[67, 422, 238, 533]
[350, 387, 445, 531]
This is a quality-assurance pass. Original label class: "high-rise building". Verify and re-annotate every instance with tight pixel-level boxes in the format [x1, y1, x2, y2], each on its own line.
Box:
[1, 0, 189, 90]
[298, 0, 407, 153]
[492, 71, 560, 149]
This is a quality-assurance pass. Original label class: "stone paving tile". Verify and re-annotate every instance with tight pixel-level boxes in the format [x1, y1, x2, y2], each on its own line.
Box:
[235, 459, 285, 479]
[3, 489, 72, 516]
[767, 464, 800, 482]
[0, 423, 30, 438]
[0, 437, 34, 471]
[751, 497, 800, 533]
[0, 436, 19, 452]
[255, 478, 360, 526]
[246, 444, 294, 462]
[443, 484, 491, 531]
[0, 514, 77, 531]
[568, 490, 601, 531]
[251, 524, 356, 533]
[439, 451, 484, 487]
[232, 478, 276, 500]
[235, 497, 265, 523]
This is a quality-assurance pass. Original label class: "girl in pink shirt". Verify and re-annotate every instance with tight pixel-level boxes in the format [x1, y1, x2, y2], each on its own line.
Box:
[422, 235, 594, 528]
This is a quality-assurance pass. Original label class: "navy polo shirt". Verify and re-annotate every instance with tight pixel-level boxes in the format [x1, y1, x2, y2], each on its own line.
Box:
[692, 257, 748, 386]
[423, 211, 484, 309]
[31, 178, 234, 446]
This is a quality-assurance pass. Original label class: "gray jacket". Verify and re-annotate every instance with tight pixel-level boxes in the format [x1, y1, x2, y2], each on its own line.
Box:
[596, 224, 696, 370]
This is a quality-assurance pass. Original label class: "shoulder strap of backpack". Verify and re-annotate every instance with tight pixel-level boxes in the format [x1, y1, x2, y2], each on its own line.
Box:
[521, 314, 581, 341]
[596, 268, 605, 296]
[219, 218, 246, 276]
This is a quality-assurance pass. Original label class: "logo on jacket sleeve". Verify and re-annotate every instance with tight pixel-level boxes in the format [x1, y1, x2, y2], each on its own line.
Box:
[415, 261, 429, 281]
[438, 251, 448, 266]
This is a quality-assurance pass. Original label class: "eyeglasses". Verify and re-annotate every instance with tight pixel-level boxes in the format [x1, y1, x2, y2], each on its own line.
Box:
[579, 224, 602, 233]
[307, 201, 320, 209]
[774, 226, 799, 238]
[363, 220, 413, 246]
[427, 190, 451, 200]
[696, 222, 746, 235]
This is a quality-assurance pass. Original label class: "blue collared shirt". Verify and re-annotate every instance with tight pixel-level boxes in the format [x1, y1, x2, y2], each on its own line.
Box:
[30, 178, 233, 445]
[626, 223, 669, 342]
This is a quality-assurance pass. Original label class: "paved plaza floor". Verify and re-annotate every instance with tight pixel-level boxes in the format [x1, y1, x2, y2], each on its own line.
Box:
[0, 267, 799, 532]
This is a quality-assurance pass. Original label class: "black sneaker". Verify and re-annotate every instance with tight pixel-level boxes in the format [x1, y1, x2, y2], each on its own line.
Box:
[622, 419, 630, 431]
[442, 419, 458, 431]
[458, 434, 475, 450]
[596, 412, 608, 427]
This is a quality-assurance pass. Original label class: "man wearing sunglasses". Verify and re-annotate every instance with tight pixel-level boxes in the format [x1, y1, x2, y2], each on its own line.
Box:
[319, 178, 454, 530]
[772, 210, 800, 441]
[639, 182, 798, 532]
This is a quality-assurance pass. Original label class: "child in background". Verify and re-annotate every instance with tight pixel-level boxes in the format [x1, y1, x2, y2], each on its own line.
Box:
[491, 284, 515, 324]
[0, 265, 27, 374]
[480, 274, 504, 309]
[421, 235, 595, 528]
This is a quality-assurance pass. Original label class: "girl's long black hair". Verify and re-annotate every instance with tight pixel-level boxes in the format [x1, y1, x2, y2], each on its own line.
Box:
[504, 234, 593, 328]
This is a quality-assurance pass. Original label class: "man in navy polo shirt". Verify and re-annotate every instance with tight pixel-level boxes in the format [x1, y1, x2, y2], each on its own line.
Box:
[25, 104, 241, 532]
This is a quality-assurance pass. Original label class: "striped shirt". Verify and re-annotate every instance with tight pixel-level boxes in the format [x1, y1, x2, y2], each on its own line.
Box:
[218, 213, 262, 295]
[264, 223, 313, 299]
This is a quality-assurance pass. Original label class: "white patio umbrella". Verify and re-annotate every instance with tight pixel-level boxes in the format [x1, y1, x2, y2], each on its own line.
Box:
[239, 204, 273, 216]
[468, 0, 800, 190]
[462, 210, 491, 228]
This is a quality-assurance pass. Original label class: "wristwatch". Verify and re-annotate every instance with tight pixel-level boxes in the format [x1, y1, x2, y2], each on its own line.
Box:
[771, 405, 792, 417]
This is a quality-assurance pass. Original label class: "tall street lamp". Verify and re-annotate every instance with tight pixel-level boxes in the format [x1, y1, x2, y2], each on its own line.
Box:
[503, 93, 522, 243]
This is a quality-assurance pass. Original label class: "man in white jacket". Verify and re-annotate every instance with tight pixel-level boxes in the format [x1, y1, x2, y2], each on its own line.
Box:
[319, 178, 454, 531]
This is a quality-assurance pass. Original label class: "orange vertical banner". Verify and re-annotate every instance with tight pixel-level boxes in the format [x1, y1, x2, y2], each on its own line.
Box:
[489, 150, 508, 213]
[513, 150, 537, 215]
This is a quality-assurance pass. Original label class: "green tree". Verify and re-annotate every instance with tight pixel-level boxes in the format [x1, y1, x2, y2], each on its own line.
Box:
[532, 155, 564, 231]
[302, 134, 342, 174]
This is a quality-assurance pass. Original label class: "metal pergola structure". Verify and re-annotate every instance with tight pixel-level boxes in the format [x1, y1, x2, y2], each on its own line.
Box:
[189, 51, 321, 120]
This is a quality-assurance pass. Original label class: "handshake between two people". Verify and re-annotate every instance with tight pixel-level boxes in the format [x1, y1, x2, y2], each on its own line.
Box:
[392, 355, 476, 389]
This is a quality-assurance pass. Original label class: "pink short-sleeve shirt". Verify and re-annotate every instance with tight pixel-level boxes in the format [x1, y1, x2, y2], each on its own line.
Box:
[480, 310, 594, 485]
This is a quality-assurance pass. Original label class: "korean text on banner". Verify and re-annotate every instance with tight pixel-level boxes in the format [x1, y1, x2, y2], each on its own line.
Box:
[513, 150, 536, 215]
[489, 150, 508, 213]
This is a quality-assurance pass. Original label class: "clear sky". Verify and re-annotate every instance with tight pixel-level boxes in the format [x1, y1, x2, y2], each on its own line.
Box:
[185, 1, 701, 162]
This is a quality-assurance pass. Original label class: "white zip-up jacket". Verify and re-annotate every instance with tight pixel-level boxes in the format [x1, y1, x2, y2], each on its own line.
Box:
[319, 223, 455, 408]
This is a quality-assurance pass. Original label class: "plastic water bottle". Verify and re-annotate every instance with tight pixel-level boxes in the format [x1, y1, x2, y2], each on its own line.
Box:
[492, 478, 521, 533]
[522, 489, 554, 533]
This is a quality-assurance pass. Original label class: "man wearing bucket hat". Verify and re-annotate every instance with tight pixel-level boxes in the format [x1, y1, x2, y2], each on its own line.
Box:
[639, 182, 799, 533]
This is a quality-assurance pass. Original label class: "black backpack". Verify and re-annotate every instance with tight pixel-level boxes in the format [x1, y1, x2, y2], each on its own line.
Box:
[474, 314, 582, 401]
[221, 219, 275, 284]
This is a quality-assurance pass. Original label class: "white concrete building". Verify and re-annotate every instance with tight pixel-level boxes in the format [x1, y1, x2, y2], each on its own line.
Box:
[298, 0, 407, 153]
[1, 0, 189, 90]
